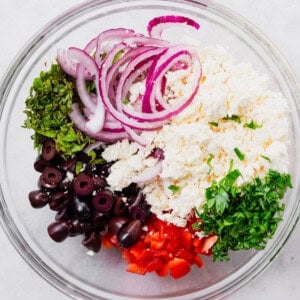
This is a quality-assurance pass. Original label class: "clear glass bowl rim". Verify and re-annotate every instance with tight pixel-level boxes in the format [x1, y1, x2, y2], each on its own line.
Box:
[0, 0, 300, 299]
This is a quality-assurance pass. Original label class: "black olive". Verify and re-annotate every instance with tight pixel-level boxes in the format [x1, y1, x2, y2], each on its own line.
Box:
[117, 219, 142, 248]
[92, 190, 114, 212]
[47, 221, 70, 242]
[28, 190, 49, 208]
[73, 173, 94, 196]
[42, 139, 57, 161]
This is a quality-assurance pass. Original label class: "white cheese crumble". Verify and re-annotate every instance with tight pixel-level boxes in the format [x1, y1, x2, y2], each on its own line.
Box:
[101, 46, 291, 227]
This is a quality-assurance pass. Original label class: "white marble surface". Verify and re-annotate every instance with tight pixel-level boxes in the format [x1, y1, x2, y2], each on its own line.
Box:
[0, 0, 299, 299]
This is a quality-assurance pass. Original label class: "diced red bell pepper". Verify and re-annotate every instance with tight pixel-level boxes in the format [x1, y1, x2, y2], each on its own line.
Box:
[168, 258, 191, 279]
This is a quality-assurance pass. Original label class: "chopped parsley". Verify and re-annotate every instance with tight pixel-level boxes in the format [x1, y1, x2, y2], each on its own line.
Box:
[113, 50, 125, 64]
[168, 185, 180, 193]
[234, 147, 245, 161]
[261, 154, 271, 162]
[207, 154, 214, 168]
[194, 169, 292, 261]
[122, 98, 130, 105]
[209, 121, 219, 127]
[243, 120, 262, 129]
[23, 64, 94, 156]
[222, 114, 241, 123]
[100, 52, 107, 60]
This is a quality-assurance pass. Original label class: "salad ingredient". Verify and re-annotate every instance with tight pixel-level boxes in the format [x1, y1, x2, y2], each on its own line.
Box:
[233, 147, 245, 161]
[23, 64, 94, 156]
[73, 172, 94, 196]
[195, 169, 292, 261]
[243, 120, 263, 129]
[47, 221, 70, 243]
[28, 190, 49, 208]
[118, 219, 143, 248]
[147, 15, 200, 39]
[92, 190, 114, 212]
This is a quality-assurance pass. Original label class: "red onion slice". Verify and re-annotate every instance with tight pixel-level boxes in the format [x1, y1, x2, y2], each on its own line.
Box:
[99, 44, 165, 130]
[123, 47, 201, 122]
[94, 28, 136, 66]
[147, 15, 200, 39]
[132, 160, 163, 183]
[67, 47, 105, 133]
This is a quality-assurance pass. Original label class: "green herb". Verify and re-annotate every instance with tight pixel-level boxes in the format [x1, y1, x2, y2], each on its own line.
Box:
[168, 185, 180, 193]
[207, 154, 214, 168]
[243, 120, 262, 129]
[234, 147, 245, 161]
[222, 114, 241, 123]
[122, 98, 130, 105]
[261, 155, 271, 162]
[194, 169, 292, 261]
[113, 50, 125, 64]
[87, 150, 107, 165]
[23, 64, 94, 156]
[209, 121, 219, 127]
[100, 52, 107, 60]
[75, 161, 83, 175]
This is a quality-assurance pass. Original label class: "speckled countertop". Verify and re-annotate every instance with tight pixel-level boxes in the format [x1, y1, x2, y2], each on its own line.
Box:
[0, 1, 299, 299]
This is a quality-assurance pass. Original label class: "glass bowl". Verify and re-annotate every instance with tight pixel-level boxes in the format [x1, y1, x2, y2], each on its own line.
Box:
[0, 0, 299, 299]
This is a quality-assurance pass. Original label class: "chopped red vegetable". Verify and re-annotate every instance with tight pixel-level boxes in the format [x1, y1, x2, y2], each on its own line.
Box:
[103, 214, 217, 279]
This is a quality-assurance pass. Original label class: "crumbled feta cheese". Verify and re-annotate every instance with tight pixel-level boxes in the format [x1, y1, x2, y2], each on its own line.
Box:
[102, 46, 291, 227]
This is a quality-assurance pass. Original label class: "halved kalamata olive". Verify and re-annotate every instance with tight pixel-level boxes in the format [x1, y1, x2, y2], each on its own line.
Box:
[93, 176, 107, 190]
[82, 231, 101, 252]
[108, 217, 128, 235]
[73, 173, 94, 196]
[40, 166, 63, 190]
[47, 221, 70, 242]
[71, 196, 92, 221]
[28, 190, 49, 208]
[42, 139, 57, 161]
[92, 190, 114, 212]
[34, 157, 50, 173]
[118, 219, 142, 248]
[92, 211, 110, 230]
[68, 219, 85, 237]
[113, 196, 129, 217]
[49, 191, 72, 211]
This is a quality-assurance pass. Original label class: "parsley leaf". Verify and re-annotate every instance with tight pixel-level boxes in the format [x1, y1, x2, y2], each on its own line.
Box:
[234, 147, 245, 161]
[194, 169, 292, 261]
[207, 154, 214, 168]
[209, 121, 219, 127]
[122, 98, 130, 104]
[168, 185, 180, 193]
[243, 120, 262, 129]
[261, 155, 271, 162]
[222, 114, 241, 123]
